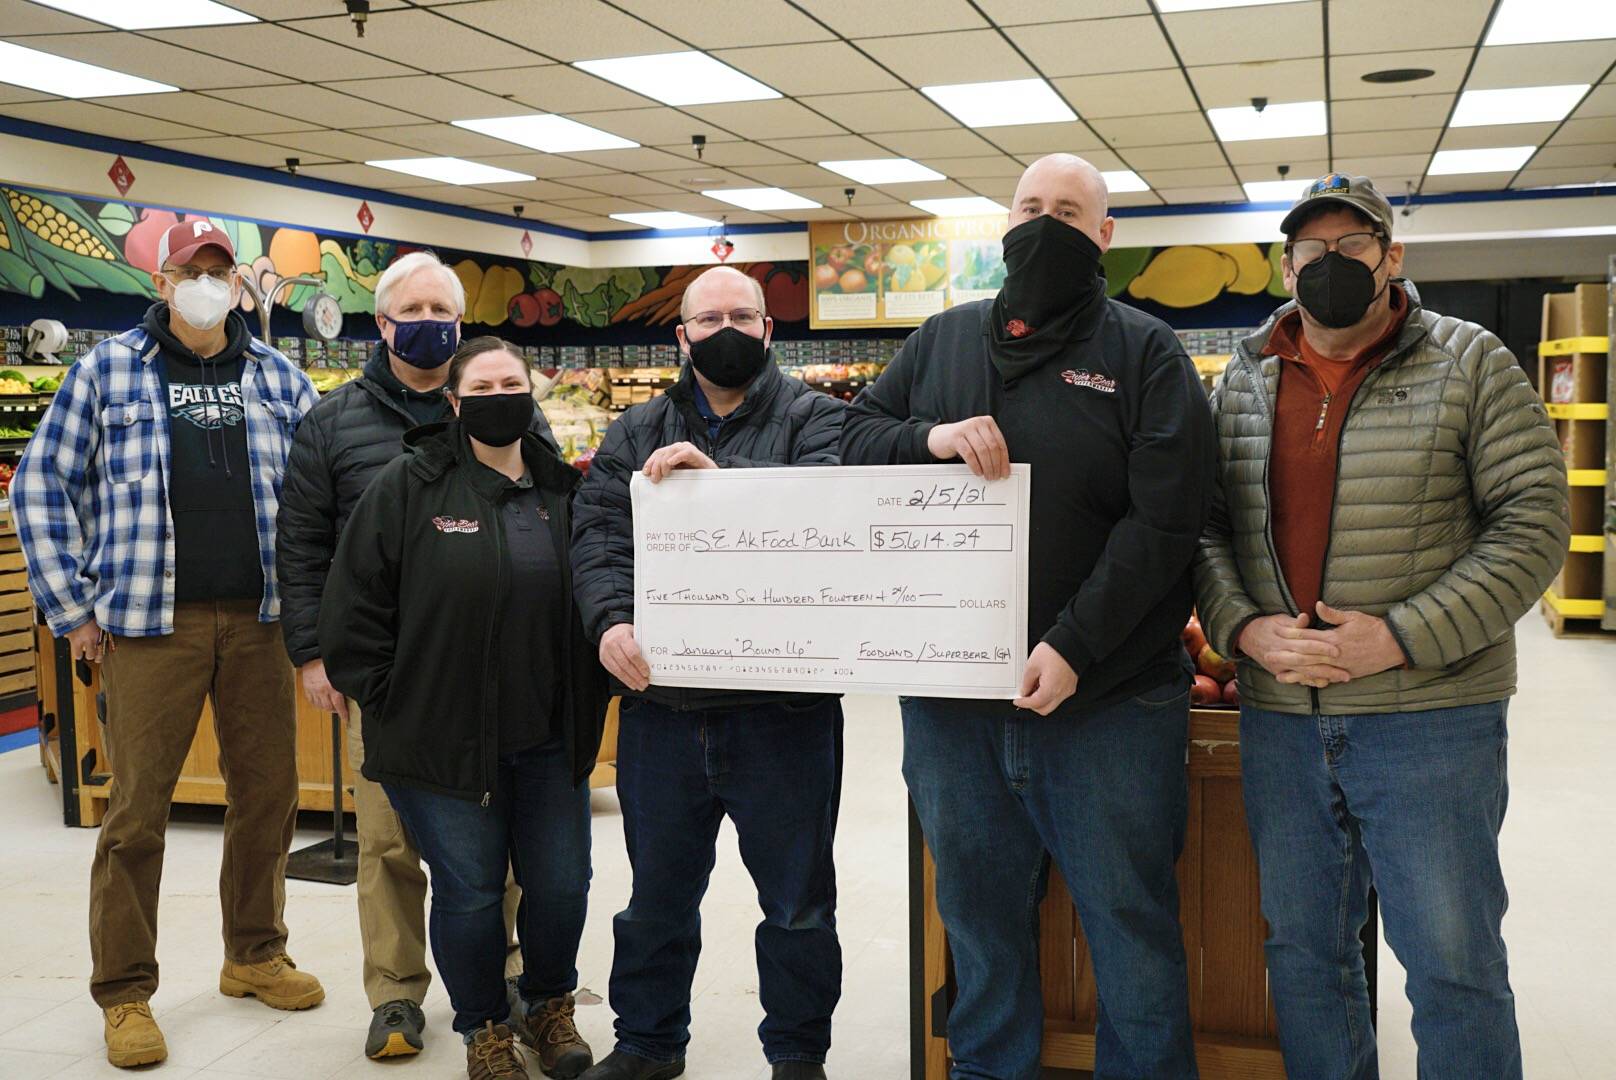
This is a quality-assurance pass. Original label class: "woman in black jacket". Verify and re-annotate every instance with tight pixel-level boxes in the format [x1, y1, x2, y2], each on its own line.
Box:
[320, 337, 608, 1080]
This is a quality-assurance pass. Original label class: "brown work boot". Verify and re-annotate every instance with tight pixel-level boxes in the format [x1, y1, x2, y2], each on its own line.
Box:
[524, 994, 593, 1078]
[103, 1001, 167, 1068]
[468, 1021, 529, 1079]
[219, 951, 326, 1010]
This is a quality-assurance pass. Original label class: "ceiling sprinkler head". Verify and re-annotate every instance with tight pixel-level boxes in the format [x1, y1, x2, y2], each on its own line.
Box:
[345, 0, 370, 39]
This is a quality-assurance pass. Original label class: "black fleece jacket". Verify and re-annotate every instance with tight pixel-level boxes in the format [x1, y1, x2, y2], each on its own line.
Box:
[841, 298, 1215, 710]
[318, 422, 608, 799]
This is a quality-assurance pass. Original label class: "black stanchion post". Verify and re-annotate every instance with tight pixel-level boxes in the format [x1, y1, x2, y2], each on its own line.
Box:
[284, 710, 358, 885]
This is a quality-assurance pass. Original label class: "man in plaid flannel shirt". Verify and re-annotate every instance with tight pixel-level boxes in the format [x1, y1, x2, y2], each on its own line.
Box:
[12, 220, 325, 1069]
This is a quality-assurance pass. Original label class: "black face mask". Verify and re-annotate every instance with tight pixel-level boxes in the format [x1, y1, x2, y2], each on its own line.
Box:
[687, 326, 769, 389]
[1295, 250, 1387, 329]
[458, 392, 533, 447]
[1000, 213, 1105, 329]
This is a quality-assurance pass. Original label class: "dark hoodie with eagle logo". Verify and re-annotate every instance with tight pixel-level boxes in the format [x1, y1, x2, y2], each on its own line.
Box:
[142, 302, 262, 602]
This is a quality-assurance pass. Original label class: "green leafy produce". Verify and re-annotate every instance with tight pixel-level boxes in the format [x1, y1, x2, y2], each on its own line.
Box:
[31, 376, 60, 392]
[0, 370, 28, 383]
[550, 266, 657, 328]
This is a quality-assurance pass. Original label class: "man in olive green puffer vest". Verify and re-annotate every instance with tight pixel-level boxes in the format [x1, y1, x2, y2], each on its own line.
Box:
[1195, 174, 1568, 1080]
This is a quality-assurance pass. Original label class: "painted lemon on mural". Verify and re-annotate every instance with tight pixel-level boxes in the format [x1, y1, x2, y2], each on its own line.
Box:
[1127, 243, 1274, 307]
[1266, 241, 1291, 298]
[1204, 244, 1270, 294]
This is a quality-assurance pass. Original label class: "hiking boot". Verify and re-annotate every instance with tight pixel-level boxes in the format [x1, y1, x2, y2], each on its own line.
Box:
[580, 1049, 685, 1080]
[104, 1001, 167, 1069]
[519, 993, 592, 1078]
[366, 998, 426, 1059]
[468, 1021, 528, 1079]
[219, 951, 326, 1010]
[772, 1065, 827, 1080]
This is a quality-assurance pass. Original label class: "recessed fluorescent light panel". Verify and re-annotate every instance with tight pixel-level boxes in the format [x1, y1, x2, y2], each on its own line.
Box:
[819, 159, 945, 184]
[920, 79, 1077, 128]
[1157, 0, 1301, 10]
[1242, 179, 1311, 201]
[1207, 100, 1327, 141]
[1450, 84, 1590, 127]
[366, 157, 536, 185]
[574, 51, 780, 107]
[453, 114, 638, 153]
[0, 40, 178, 97]
[1103, 170, 1151, 193]
[1485, 0, 1616, 45]
[702, 187, 821, 211]
[1427, 146, 1537, 175]
[29, 0, 255, 28]
[609, 212, 722, 229]
[910, 196, 1010, 217]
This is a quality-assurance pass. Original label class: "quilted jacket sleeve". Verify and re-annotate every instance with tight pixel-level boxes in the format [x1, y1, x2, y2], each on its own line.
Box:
[1192, 374, 1265, 658]
[716, 390, 845, 468]
[276, 407, 339, 666]
[1384, 333, 1570, 668]
[569, 414, 639, 642]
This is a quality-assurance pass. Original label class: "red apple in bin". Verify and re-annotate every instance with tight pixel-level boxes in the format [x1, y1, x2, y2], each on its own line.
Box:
[1191, 675, 1221, 706]
[1197, 644, 1236, 682]
[1182, 615, 1207, 659]
[1222, 679, 1241, 707]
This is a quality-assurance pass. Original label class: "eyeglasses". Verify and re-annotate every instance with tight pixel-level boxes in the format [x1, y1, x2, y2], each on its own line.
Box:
[163, 265, 237, 284]
[685, 307, 763, 331]
[1285, 232, 1385, 269]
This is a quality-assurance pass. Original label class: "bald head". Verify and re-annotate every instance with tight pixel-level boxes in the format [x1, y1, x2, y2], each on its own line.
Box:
[1008, 154, 1114, 251]
[680, 265, 765, 323]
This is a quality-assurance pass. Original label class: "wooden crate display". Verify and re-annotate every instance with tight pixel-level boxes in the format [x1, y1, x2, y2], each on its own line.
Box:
[0, 508, 36, 701]
[916, 709, 1292, 1079]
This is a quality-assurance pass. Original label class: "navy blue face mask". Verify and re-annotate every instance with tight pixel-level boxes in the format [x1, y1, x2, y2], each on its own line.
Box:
[387, 317, 459, 369]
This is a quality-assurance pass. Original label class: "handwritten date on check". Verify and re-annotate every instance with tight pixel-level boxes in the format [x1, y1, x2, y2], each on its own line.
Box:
[630, 464, 1030, 698]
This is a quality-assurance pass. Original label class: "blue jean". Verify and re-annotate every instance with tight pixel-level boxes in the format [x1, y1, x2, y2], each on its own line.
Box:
[903, 687, 1198, 1080]
[384, 741, 591, 1037]
[609, 695, 843, 1065]
[1240, 701, 1520, 1080]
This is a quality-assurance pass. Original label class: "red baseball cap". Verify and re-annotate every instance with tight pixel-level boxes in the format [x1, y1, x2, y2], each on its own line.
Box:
[156, 219, 235, 268]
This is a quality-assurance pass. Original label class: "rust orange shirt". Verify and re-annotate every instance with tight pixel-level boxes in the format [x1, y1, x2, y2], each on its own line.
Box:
[1265, 286, 1408, 622]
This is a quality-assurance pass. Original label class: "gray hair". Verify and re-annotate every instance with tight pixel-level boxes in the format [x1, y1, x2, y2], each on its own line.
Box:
[374, 250, 465, 319]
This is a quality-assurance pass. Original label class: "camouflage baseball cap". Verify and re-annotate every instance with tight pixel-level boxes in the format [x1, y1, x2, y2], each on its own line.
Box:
[1280, 173, 1395, 238]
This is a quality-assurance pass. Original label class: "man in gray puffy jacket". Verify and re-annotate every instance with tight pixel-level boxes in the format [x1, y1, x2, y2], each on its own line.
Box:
[1195, 174, 1568, 1080]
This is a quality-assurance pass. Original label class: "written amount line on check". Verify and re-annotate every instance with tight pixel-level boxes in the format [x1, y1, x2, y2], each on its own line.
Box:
[643, 584, 1009, 610]
[655, 637, 1014, 667]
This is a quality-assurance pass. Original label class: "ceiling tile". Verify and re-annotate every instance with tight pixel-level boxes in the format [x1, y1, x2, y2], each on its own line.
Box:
[755, 134, 889, 160]
[973, 0, 1150, 24]
[147, 137, 337, 169]
[0, 84, 57, 106]
[294, 9, 538, 72]
[1551, 115, 1616, 146]
[1328, 155, 1432, 182]
[793, 0, 986, 37]
[1017, 147, 1127, 171]
[555, 146, 700, 171]
[348, 123, 525, 157]
[548, 107, 728, 148]
[1330, 0, 1492, 54]
[150, 24, 411, 82]
[1529, 143, 1616, 169]
[1467, 42, 1616, 90]
[1332, 49, 1471, 100]
[857, 30, 1033, 85]
[1125, 143, 1229, 169]
[1155, 185, 1247, 205]
[438, 0, 681, 61]
[1331, 128, 1441, 157]
[737, 164, 851, 187]
[713, 41, 903, 97]
[469, 153, 617, 180]
[1422, 174, 1514, 193]
[1438, 122, 1558, 151]
[1052, 69, 1197, 119]
[1109, 191, 1164, 208]
[683, 99, 845, 140]
[210, 84, 416, 129]
[641, 168, 766, 192]
[872, 179, 975, 201]
[1331, 94, 1454, 133]
[926, 155, 1028, 178]
[610, 0, 834, 48]
[1223, 135, 1329, 165]
[649, 142, 800, 167]
[1234, 159, 1328, 184]
[1188, 59, 1325, 109]
[468, 66, 653, 114]
[1137, 166, 1239, 189]
[768, 207, 859, 222]
[233, 0, 408, 14]
[1513, 164, 1616, 188]
[104, 92, 320, 135]
[0, 0, 101, 34]
[253, 129, 420, 161]
[1091, 110, 1214, 147]
[798, 90, 956, 133]
[1574, 85, 1616, 118]
[295, 162, 439, 189]
[544, 217, 626, 233]
[1164, 2, 1323, 66]
[845, 200, 932, 219]
[21, 32, 289, 92]
[321, 76, 529, 125]
[603, 192, 731, 212]
[877, 128, 1002, 157]
[403, 183, 537, 208]
[467, 199, 575, 220]
[0, 100, 211, 141]
[1005, 17, 1177, 78]
[986, 122, 1104, 155]
[470, 178, 606, 201]
[545, 195, 660, 214]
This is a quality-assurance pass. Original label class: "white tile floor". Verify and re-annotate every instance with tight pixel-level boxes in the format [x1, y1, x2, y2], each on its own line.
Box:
[0, 611, 1610, 1079]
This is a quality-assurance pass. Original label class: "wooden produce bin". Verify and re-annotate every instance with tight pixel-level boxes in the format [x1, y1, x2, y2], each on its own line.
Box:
[911, 707, 1377, 1080]
[34, 622, 354, 828]
[0, 508, 37, 705]
[590, 696, 620, 789]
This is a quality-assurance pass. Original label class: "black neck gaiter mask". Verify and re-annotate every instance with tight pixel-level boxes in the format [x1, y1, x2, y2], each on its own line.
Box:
[989, 215, 1109, 381]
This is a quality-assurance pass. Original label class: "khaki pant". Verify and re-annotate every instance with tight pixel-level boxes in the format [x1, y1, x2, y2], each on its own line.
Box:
[90, 600, 298, 1007]
[346, 703, 521, 1008]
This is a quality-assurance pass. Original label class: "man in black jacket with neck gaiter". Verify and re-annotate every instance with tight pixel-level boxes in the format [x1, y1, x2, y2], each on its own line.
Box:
[842, 154, 1213, 1080]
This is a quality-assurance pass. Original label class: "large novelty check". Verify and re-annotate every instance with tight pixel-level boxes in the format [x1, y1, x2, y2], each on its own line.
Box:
[630, 464, 1030, 698]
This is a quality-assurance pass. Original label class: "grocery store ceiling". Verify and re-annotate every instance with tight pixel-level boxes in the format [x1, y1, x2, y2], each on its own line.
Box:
[0, 0, 1612, 235]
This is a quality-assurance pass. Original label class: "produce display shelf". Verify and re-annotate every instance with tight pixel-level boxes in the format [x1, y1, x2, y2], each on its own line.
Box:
[1543, 589, 1604, 618]
[1568, 469, 1606, 487]
[1192, 355, 1231, 377]
[1546, 402, 1608, 421]
[1570, 535, 1604, 553]
[1539, 336, 1609, 356]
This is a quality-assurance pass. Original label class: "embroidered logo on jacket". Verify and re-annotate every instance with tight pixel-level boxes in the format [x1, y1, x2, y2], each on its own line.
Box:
[1060, 369, 1118, 394]
[432, 515, 480, 534]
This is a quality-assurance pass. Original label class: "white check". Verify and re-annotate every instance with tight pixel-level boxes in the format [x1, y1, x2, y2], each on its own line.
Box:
[630, 464, 1030, 698]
